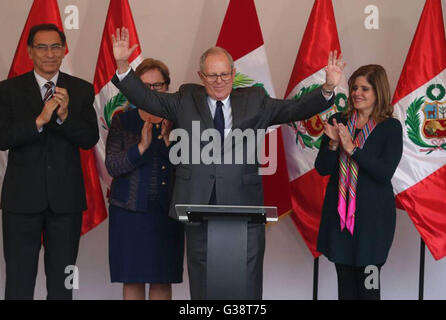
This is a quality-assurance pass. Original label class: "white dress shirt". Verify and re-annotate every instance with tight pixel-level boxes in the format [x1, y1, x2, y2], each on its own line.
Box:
[34, 70, 58, 99]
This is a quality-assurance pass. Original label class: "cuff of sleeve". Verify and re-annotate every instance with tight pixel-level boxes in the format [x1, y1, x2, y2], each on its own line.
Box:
[321, 91, 334, 101]
[127, 144, 143, 165]
[351, 147, 361, 161]
[116, 68, 132, 81]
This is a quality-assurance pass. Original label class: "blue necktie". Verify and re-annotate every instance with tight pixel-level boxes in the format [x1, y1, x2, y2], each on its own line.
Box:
[210, 100, 224, 205]
[214, 100, 225, 146]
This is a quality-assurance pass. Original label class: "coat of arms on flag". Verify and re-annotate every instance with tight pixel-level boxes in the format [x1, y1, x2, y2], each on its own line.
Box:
[405, 84, 446, 154]
[286, 85, 347, 150]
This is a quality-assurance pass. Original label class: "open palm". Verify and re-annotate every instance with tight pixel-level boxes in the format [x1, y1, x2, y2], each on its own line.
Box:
[112, 27, 138, 63]
[325, 50, 346, 88]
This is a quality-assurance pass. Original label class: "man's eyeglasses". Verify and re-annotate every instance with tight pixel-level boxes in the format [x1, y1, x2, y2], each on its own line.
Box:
[32, 44, 64, 53]
[201, 71, 233, 83]
[145, 82, 166, 90]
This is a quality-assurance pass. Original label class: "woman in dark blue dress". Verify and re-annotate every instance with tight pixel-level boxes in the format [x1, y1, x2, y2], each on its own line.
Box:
[315, 65, 403, 300]
[106, 58, 184, 300]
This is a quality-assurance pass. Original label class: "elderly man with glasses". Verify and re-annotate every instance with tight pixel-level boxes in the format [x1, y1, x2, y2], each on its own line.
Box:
[111, 27, 345, 300]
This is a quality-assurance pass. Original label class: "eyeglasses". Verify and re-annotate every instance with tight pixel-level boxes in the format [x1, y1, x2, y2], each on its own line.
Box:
[32, 44, 64, 53]
[201, 71, 233, 83]
[145, 82, 166, 90]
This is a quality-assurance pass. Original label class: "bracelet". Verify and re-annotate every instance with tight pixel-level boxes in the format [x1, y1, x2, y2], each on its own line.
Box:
[328, 140, 339, 151]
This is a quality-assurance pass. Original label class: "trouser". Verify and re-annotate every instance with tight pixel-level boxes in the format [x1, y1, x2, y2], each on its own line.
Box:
[2, 209, 82, 300]
[335, 263, 383, 300]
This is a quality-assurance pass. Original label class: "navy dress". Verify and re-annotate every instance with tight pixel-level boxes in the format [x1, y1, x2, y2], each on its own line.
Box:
[105, 108, 184, 283]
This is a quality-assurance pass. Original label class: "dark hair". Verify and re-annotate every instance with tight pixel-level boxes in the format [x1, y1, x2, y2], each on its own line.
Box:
[134, 58, 171, 89]
[27, 24, 66, 47]
[344, 64, 393, 123]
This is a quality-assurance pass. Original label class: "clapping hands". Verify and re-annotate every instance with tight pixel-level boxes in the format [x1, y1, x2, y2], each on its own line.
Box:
[161, 119, 173, 147]
[138, 121, 153, 155]
[323, 119, 355, 154]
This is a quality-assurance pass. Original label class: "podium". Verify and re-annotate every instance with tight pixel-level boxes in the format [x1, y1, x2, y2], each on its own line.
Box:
[175, 204, 278, 300]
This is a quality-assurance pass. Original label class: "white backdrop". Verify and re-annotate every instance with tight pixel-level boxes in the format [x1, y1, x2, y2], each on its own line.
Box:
[0, 0, 446, 300]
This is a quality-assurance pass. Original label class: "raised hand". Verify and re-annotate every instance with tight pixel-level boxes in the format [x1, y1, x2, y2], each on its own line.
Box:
[138, 121, 153, 155]
[111, 27, 139, 73]
[324, 50, 346, 91]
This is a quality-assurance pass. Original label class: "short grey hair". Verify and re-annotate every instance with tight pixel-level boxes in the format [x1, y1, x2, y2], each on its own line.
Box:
[199, 46, 234, 72]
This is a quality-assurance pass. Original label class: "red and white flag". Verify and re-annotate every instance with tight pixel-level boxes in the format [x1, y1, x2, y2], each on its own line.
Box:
[5, 0, 106, 235]
[281, 0, 348, 257]
[392, 0, 446, 260]
[216, 0, 293, 216]
[93, 0, 143, 188]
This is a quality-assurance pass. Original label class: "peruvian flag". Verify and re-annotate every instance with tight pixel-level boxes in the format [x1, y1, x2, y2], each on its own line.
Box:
[280, 0, 348, 257]
[93, 0, 143, 188]
[392, 0, 446, 260]
[216, 0, 293, 216]
[6, 0, 106, 235]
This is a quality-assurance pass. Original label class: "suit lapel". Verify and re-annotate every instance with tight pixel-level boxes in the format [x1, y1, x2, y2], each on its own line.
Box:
[192, 86, 214, 130]
[220, 89, 247, 151]
[56, 71, 69, 89]
[229, 89, 246, 131]
[23, 71, 45, 116]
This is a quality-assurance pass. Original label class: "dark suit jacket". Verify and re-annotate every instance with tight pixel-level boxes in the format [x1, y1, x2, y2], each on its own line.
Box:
[0, 71, 99, 214]
[112, 70, 334, 218]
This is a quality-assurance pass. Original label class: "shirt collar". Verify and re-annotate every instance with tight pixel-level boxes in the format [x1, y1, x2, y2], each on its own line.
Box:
[34, 70, 59, 90]
[207, 95, 230, 108]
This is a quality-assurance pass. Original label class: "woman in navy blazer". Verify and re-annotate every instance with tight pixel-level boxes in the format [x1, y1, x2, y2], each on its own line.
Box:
[315, 65, 403, 300]
[106, 58, 184, 300]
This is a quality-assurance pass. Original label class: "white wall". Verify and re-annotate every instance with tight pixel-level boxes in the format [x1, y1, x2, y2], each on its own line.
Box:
[0, 0, 445, 300]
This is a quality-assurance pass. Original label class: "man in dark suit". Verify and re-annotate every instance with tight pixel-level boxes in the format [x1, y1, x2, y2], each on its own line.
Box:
[0, 24, 99, 300]
[111, 27, 345, 299]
